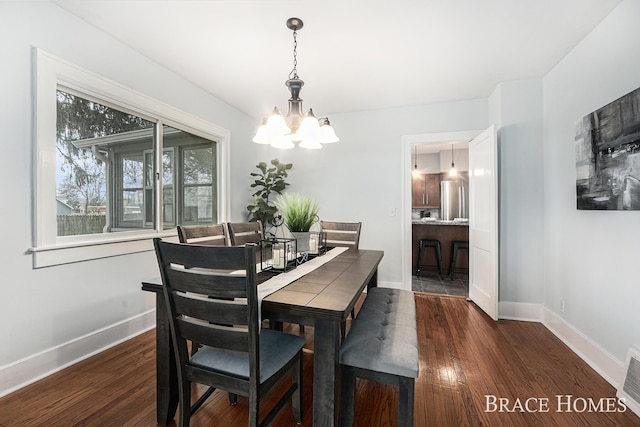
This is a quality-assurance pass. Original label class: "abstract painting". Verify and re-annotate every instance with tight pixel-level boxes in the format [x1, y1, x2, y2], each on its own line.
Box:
[575, 87, 640, 210]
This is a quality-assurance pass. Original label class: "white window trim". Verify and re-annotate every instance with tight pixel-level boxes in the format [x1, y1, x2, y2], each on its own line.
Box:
[31, 48, 230, 268]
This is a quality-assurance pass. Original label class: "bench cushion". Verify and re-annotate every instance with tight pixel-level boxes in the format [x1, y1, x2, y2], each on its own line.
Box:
[340, 287, 418, 378]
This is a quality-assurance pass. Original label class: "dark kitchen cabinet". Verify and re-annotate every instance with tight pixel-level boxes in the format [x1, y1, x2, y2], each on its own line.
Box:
[412, 173, 440, 208]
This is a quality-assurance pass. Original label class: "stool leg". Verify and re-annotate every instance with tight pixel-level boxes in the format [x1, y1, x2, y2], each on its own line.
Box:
[416, 242, 425, 277]
[449, 245, 458, 280]
[435, 243, 442, 277]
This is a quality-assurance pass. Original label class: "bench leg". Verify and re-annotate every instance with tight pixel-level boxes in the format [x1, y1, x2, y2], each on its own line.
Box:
[398, 376, 415, 427]
[340, 366, 356, 427]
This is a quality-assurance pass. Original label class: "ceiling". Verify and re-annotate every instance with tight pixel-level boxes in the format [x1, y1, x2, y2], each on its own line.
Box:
[51, 0, 621, 121]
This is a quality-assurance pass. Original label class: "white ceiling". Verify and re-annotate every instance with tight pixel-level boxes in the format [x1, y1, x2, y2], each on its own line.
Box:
[51, 0, 621, 121]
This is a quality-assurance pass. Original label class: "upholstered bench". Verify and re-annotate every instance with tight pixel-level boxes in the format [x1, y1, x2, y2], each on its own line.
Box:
[339, 287, 419, 427]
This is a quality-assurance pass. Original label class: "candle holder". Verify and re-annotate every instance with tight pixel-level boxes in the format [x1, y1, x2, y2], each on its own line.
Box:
[308, 231, 327, 258]
[261, 237, 297, 272]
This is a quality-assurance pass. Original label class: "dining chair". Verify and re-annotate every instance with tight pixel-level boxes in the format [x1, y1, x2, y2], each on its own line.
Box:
[153, 239, 304, 427]
[228, 221, 264, 246]
[320, 221, 362, 249]
[177, 223, 229, 246]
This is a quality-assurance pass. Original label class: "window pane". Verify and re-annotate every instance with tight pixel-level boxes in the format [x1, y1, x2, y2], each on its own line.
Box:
[56, 89, 154, 236]
[122, 190, 144, 221]
[162, 125, 216, 226]
[163, 187, 174, 223]
[184, 146, 213, 184]
[183, 187, 213, 224]
[122, 157, 143, 188]
[162, 151, 174, 186]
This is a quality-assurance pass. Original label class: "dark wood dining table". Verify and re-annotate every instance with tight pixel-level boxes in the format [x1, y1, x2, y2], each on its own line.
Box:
[142, 247, 384, 427]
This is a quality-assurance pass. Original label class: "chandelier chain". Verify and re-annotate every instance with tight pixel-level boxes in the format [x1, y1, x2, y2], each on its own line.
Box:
[289, 29, 298, 80]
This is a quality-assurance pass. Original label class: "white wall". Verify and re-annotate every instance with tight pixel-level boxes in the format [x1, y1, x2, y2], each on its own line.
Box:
[490, 79, 545, 306]
[542, 0, 640, 376]
[414, 152, 440, 174]
[438, 148, 469, 173]
[0, 2, 253, 395]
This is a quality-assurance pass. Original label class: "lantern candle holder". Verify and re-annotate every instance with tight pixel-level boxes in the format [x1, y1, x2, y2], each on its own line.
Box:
[308, 231, 327, 258]
[261, 237, 297, 272]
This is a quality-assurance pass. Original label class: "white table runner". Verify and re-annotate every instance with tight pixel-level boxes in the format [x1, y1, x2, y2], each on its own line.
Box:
[257, 246, 349, 324]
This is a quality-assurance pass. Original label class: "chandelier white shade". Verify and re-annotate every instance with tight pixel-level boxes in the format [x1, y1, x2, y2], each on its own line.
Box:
[253, 18, 338, 149]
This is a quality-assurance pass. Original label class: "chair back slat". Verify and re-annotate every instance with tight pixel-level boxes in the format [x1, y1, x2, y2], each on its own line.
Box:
[176, 317, 249, 353]
[176, 318, 249, 352]
[166, 268, 247, 298]
[228, 221, 264, 246]
[320, 221, 362, 249]
[177, 224, 229, 246]
[159, 242, 247, 270]
[173, 293, 249, 326]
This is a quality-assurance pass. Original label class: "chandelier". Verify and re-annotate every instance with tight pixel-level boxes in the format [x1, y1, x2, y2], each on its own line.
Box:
[252, 17, 339, 149]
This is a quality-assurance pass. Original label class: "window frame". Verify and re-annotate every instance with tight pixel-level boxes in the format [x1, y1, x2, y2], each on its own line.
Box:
[31, 49, 230, 268]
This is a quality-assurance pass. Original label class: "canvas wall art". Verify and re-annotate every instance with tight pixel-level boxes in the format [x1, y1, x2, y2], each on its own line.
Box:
[575, 87, 640, 210]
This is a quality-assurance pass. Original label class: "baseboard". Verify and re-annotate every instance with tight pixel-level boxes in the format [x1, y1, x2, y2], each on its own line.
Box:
[498, 301, 543, 322]
[542, 307, 624, 388]
[0, 309, 156, 398]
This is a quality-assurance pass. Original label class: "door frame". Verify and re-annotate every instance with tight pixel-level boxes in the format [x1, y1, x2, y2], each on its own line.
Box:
[401, 130, 483, 289]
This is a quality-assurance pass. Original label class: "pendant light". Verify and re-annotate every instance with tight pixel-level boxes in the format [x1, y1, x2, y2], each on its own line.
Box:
[449, 144, 457, 177]
[253, 18, 339, 149]
[412, 145, 421, 178]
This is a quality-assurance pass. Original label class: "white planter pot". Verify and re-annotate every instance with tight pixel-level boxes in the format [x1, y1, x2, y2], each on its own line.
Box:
[291, 231, 311, 252]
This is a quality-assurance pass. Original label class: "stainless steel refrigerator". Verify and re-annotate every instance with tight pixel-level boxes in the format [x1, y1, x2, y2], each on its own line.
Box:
[440, 179, 468, 220]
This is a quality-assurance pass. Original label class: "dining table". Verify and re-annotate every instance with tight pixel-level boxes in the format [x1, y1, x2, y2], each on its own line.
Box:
[142, 247, 384, 427]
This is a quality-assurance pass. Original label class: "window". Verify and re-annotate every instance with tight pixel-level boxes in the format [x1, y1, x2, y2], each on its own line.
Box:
[33, 49, 229, 267]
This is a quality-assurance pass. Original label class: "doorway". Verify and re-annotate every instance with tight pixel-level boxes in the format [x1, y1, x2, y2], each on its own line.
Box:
[402, 130, 479, 298]
[402, 127, 499, 319]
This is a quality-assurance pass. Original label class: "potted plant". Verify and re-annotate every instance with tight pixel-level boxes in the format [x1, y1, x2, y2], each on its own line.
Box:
[275, 193, 319, 252]
[246, 159, 292, 235]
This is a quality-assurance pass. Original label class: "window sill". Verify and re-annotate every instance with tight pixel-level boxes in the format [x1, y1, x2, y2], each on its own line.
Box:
[29, 230, 178, 268]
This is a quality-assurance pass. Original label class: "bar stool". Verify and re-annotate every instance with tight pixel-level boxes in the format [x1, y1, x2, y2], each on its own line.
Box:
[416, 239, 442, 277]
[449, 241, 469, 279]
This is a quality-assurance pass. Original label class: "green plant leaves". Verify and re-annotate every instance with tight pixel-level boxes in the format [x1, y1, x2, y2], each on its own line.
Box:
[275, 193, 319, 232]
[246, 159, 292, 229]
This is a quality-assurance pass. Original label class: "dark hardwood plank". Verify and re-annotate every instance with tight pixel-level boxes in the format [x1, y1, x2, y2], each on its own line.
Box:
[1, 294, 638, 426]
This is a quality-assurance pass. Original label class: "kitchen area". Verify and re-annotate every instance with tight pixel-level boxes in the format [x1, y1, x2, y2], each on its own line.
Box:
[411, 142, 469, 295]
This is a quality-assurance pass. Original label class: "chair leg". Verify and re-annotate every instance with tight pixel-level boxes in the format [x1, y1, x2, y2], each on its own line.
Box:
[292, 353, 303, 424]
[340, 366, 356, 427]
[398, 377, 415, 427]
[248, 394, 259, 427]
[179, 380, 191, 427]
[229, 393, 237, 405]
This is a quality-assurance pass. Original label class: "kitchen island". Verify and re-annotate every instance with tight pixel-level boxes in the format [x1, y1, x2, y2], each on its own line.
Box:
[412, 220, 469, 276]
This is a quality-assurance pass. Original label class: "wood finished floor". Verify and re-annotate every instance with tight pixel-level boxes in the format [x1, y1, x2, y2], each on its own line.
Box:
[1, 293, 638, 426]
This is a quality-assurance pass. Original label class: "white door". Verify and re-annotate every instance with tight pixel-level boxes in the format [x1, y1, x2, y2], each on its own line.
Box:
[468, 125, 499, 320]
